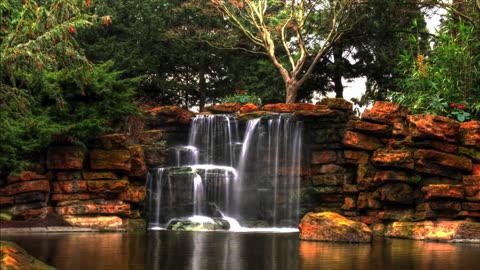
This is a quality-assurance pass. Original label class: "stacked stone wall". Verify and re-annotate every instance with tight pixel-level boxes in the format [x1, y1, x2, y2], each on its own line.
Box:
[0, 107, 192, 229]
[1, 99, 479, 229]
[301, 100, 480, 225]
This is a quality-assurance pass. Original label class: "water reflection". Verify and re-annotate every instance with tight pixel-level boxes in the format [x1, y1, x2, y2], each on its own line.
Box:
[145, 231, 298, 270]
[299, 238, 480, 270]
[2, 232, 480, 270]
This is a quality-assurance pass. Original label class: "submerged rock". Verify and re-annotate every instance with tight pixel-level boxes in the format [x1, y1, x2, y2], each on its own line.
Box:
[166, 217, 230, 231]
[298, 212, 372, 243]
[385, 221, 480, 242]
[0, 241, 57, 270]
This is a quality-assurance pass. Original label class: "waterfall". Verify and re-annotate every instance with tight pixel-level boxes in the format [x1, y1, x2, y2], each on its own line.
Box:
[146, 113, 303, 229]
[235, 114, 303, 226]
[188, 114, 240, 166]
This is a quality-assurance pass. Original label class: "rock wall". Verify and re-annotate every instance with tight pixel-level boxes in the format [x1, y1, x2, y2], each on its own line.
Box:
[300, 100, 480, 225]
[0, 106, 193, 229]
[1, 99, 479, 229]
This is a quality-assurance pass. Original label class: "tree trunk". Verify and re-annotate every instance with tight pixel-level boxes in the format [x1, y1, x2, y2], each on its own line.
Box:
[199, 70, 206, 112]
[198, 49, 207, 112]
[285, 80, 299, 104]
[333, 45, 344, 98]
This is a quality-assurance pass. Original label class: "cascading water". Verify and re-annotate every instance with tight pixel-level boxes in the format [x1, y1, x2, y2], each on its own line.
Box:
[235, 114, 303, 226]
[146, 113, 303, 230]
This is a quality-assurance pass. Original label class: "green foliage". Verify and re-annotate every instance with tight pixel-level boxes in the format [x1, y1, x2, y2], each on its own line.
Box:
[391, 14, 480, 120]
[223, 89, 262, 105]
[0, 61, 139, 174]
[0, 0, 111, 88]
[0, 84, 58, 173]
[449, 103, 471, 122]
[43, 61, 140, 138]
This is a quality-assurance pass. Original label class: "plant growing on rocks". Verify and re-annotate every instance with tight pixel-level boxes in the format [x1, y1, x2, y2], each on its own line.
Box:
[449, 102, 471, 122]
[391, 13, 480, 120]
[223, 89, 262, 106]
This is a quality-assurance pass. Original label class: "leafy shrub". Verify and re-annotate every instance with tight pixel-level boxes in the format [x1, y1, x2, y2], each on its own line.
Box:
[223, 89, 262, 105]
[391, 17, 480, 120]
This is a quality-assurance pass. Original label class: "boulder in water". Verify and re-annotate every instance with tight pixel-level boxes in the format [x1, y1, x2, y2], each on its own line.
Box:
[166, 217, 230, 231]
[299, 212, 372, 243]
[0, 241, 57, 270]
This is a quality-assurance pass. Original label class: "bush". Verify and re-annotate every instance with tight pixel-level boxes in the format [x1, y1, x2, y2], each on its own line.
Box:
[222, 89, 262, 106]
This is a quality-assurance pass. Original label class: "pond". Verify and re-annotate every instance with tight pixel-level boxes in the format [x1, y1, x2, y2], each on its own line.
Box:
[3, 231, 480, 270]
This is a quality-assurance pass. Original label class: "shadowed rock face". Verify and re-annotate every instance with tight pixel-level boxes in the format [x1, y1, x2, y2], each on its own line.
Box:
[298, 212, 372, 243]
[0, 241, 57, 270]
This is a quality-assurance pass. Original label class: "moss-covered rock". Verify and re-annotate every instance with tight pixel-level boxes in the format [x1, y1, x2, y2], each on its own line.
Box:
[298, 212, 372, 243]
[0, 241, 57, 270]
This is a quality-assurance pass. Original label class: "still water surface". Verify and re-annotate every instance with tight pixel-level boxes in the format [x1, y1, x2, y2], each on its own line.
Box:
[3, 231, 480, 270]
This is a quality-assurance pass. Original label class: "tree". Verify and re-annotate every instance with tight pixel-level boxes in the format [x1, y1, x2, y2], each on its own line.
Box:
[0, 1, 137, 174]
[391, 1, 480, 120]
[211, 0, 355, 103]
[0, 0, 111, 89]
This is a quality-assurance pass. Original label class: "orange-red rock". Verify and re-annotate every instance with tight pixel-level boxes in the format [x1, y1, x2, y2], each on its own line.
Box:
[371, 149, 414, 169]
[344, 150, 369, 165]
[136, 129, 166, 144]
[295, 108, 349, 123]
[119, 185, 146, 203]
[63, 215, 124, 228]
[93, 133, 127, 149]
[346, 120, 391, 136]
[341, 197, 356, 210]
[143, 146, 168, 168]
[146, 105, 195, 125]
[311, 150, 337, 164]
[427, 201, 462, 212]
[128, 145, 147, 177]
[11, 203, 49, 221]
[463, 175, 480, 186]
[82, 171, 117, 180]
[239, 103, 260, 113]
[0, 241, 56, 269]
[473, 164, 480, 176]
[87, 179, 129, 193]
[459, 121, 480, 148]
[6, 171, 45, 183]
[385, 221, 480, 241]
[3, 180, 50, 196]
[343, 131, 383, 151]
[317, 98, 353, 111]
[14, 192, 47, 204]
[262, 103, 320, 113]
[421, 184, 464, 200]
[206, 102, 242, 113]
[47, 146, 85, 170]
[0, 196, 13, 205]
[376, 183, 414, 204]
[299, 212, 372, 242]
[415, 149, 472, 172]
[457, 210, 480, 218]
[414, 162, 463, 180]
[408, 114, 460, 142]
[55, 200, 131, 215]
[373, 170, 410, 183]
[311, 174, 346, 186]
[361, 101, 408, 124]
[462, 202, 480, 211]
[56, 171, 82, 181]
[52, 180, 88, 194]
[89, 149, 131, 171]
[51, 193, 91, 201]
[464, 185, 480, 197]
[392, 122, 409, 137]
